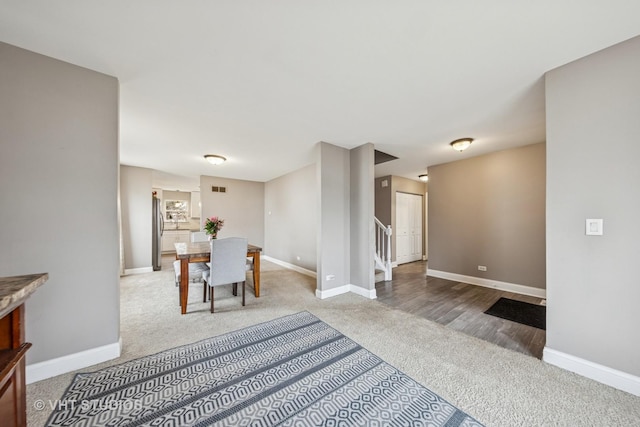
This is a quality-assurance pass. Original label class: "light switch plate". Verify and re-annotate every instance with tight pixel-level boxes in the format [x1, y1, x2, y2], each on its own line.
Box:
[585, 219, 603, 236]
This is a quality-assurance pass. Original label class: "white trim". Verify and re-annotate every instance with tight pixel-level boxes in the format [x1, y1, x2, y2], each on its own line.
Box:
[262, 256, 376, 300]
[262, 256, 317, 278]
[316, 285, 350, 299]
[123, 267, 153, 275]
[427, 269, 546, 298]
[349, 285, 377, 299]
[26, 339, 121, 384]
[543, 347, 640, 396]
[315, 284, 377, 300]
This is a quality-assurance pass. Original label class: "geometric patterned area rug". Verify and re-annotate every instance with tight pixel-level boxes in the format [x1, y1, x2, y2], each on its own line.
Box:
[47, 311, 483, 426]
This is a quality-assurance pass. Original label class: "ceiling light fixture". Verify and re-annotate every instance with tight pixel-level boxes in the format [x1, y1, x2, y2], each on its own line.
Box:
[204, 154, 226, 165]
[450, 138, 474, 152]
[418, 174, 429, 182]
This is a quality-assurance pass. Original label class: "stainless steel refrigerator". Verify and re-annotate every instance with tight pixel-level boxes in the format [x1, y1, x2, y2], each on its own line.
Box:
[152, 194, 164, 271]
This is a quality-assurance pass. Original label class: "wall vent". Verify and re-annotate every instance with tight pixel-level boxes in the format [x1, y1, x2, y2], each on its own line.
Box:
[211, 186, 227, 193]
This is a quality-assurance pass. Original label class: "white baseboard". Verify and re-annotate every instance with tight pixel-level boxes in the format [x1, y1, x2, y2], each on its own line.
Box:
[123, 266, 153, 275]
[26, 339, 122, 384]
[543, 347, 640, 396]
[349, 285, 377, 299]
[262, 256, 317, 278]
[427, 269, 546, 299]
[262, 256, 376, 300]
[315, 284, 377, 300]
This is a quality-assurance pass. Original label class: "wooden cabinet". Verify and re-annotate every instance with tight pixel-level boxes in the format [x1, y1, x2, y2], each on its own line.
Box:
[0, 273, 48, 427]
[190, 191, 201, 218]
[162, 230, 190, 253]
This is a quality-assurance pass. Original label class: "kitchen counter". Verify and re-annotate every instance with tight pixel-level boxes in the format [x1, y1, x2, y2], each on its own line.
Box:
[0, 272, 47, 426]
[162, 229, 201, 252]
[0, 273, 48, 318]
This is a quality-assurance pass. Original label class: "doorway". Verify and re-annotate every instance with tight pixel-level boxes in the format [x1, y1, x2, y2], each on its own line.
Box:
[395, 192, 423, 264]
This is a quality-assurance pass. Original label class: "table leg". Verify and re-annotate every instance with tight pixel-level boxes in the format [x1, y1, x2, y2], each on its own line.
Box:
[253, 253, 260, 297]
[180, 258, 189, 314]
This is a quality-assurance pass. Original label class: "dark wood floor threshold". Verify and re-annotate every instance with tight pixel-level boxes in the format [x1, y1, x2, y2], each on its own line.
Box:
[375, 261, 546, 359]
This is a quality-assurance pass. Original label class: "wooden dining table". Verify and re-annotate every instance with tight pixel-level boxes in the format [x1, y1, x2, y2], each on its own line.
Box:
[174, 242, 262, 314]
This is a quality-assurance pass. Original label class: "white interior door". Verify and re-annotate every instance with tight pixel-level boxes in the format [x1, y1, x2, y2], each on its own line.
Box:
[396, 192, 423, 264]
[424, 192, 428, 260]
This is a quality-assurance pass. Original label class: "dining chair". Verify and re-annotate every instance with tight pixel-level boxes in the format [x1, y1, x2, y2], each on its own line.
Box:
[173, 261, 209, 287]
[190, 231, 208, 243]
[173, 231, 210, 287]
[203, 254, 254, 302]
[202, 237, 248, 313]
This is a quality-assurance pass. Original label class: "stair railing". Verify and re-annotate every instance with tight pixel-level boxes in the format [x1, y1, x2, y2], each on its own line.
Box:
[374, 217, 392, 281]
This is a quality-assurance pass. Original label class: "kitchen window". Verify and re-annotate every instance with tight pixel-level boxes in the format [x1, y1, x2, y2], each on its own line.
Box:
[165, 200, 189, 223]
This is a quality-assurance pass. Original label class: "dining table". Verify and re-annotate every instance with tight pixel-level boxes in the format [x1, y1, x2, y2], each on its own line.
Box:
[174, 241, 262, 314]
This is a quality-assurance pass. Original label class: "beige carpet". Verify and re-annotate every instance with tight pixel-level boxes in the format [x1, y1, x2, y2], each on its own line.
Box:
[28, 260, 640, 426]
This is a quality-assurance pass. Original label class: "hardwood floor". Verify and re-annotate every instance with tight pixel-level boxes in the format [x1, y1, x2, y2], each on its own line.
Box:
[375, 261, 546, 359]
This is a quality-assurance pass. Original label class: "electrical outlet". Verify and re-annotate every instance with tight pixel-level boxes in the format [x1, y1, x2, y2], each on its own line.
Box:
[478, 265, 487, 271]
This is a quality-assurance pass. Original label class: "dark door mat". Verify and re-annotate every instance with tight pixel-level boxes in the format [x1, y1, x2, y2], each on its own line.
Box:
[484, 297, 546, 330]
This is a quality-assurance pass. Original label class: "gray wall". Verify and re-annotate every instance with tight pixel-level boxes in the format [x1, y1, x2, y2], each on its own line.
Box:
[374, 176, 392, 228]
[546, 35, 640, 376]
[120, 166, 153, 270]
[316, 141, 375, 293]
[428, 143, 546, 289]
[199, 175, 265, 247]
[264, 164, 317, 271]
[316, 142, 350, 291]
[0, 42, 120, 364]
[349, 143, 375, 290]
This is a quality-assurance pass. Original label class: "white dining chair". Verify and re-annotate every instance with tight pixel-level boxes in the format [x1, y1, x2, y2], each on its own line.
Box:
[173, 261, 209, 287]
[202, 237, 248, 312]
[202, 246, 254, 302]
[173, 231, 210, 287]
[191, 231, 208, 243]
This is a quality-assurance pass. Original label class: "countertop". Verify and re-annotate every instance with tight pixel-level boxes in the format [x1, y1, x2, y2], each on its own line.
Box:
[0, 273, 48, 318]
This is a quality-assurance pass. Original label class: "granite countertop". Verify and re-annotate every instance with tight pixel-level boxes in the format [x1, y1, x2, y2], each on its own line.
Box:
[0, 273, 48, 318]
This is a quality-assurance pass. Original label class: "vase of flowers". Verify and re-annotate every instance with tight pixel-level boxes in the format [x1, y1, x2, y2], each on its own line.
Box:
[204, 216, 224, 240]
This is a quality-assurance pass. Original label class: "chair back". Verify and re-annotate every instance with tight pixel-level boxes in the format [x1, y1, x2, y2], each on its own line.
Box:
[208, 237, 248, 287]
[191, 231, 209, 243]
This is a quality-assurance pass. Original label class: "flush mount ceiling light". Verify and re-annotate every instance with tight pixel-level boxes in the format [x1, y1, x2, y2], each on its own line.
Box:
[204, 154, 226, 165]
[450, 138, 474, 152]
[418, 174, 429, 182]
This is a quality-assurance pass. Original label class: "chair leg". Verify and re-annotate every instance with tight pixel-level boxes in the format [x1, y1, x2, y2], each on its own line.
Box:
[232, 282, 238, 296]
[203, 279, 207, 302]
[210, 287, 214, 313]
[242, 280, 245, 306]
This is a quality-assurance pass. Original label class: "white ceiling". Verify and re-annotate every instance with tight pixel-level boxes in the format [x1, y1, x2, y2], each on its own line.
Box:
[2, 1, 639, 185]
